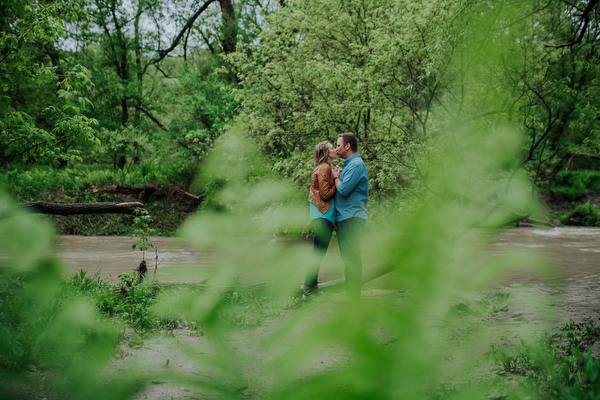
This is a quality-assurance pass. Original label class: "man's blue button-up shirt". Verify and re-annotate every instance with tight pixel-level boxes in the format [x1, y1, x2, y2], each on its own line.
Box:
[334, 153, 369, 222]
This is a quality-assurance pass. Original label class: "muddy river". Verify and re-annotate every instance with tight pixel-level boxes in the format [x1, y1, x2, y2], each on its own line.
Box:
[54, 227, 600, 286]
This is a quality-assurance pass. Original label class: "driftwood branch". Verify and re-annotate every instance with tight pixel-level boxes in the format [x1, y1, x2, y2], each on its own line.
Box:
[21, 202, 146, 215]
[92, 185, 156, 197]
[143, 0, 217, 75]
[173, 187, 203, 201]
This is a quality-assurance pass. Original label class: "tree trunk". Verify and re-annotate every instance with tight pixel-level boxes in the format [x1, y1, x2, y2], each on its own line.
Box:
[219, 0, 237, 54]
[219, 0, 239, 83]
[21, 202, 145, 215]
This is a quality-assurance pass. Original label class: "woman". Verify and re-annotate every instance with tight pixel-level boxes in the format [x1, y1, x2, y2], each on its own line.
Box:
[304, 141, 338, 296]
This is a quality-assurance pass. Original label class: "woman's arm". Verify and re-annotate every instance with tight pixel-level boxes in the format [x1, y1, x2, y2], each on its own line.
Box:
[317, 165, 336, 201]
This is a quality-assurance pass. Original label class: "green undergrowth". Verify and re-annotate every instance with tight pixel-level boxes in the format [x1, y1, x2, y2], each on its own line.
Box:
[430, 295, 600, 400]
[539, 170, 600, 226]
[552, 203, 600, 227]
[486, 320, 600, 399]
[548, 171, 600, 197]
[65, 270, 184, 333]
[66, 270, 298, 335]
[0, 164, 198, 235]
[0, 269, 176, 371]
[2, 163, 192, 198]
[1, 268, 301, 373]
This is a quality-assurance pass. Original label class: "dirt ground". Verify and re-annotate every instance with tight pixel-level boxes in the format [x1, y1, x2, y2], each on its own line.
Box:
[105, 282, 600, 400]
[5, 281, 600, 400]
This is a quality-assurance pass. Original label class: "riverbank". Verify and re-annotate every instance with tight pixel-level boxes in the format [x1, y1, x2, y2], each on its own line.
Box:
[7, 161, 600, 237]
[43, 188, 600, 236]
[105, 282, 600, 399]
[542, 190, 600, 226]
[7, 283, 595, 400]
[1, 164, 199, 236]
[4, 236, 600, 400]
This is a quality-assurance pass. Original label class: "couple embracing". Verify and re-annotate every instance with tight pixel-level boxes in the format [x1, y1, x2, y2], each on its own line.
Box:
[305, 132, 369, 300]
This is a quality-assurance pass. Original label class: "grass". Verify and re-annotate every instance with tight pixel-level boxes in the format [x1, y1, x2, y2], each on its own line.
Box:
[485, 320, 600, 399]
[2, 162, 194, 198]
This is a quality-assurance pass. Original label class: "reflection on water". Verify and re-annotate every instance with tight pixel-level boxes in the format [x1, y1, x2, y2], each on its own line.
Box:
[55, 227, 600, 285]
[54, 235, 317, 285]
[54, 236, 218, 281]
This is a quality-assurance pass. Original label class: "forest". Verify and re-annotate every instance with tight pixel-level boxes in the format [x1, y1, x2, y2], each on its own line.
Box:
[3, 0, 600, 399]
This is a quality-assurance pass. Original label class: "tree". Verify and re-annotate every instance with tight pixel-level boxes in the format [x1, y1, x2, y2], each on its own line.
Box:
[60, 0, 274, 175]
[228, 0, 460, 199]
[73, 0, 170, 128]
[0, 0, 99, 167]
[228, 0, 600, 203]
[517, 0, 600, 184]
[71, 0, 270, 130]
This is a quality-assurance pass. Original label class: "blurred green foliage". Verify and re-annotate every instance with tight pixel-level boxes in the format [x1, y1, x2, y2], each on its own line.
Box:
[0, 191, 143, 399]
[4, 0, 600, 399]
[0, 121, 581, 399]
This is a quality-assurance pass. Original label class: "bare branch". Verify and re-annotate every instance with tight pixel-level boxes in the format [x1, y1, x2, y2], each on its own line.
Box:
[545, 0, 599, 48]
[142, 0, 218, 75]
[136, 105, 167, 131]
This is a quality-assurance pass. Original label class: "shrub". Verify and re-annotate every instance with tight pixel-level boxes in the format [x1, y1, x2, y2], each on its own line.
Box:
[490, 320, 600, 399]
[549, 171, 600, 195]
[565, 203, 600, 226]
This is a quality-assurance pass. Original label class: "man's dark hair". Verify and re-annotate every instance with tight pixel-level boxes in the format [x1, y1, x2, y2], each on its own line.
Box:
[338, 132, 358, 152]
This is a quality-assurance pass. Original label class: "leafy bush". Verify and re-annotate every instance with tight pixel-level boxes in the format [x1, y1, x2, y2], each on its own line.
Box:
[562, 203, 600, 226]
[549, 171, 600, 196]
[490, 320, 600, 399]
[1, 164, 178, 199]
[64, 270, 183, 332]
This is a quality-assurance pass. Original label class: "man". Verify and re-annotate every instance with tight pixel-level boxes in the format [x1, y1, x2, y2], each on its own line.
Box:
[332, 132, 369, 300]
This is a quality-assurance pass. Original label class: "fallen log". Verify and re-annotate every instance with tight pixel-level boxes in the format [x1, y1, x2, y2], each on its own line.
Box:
[92, 185, 156, 197]
[21, 202, 146, 215]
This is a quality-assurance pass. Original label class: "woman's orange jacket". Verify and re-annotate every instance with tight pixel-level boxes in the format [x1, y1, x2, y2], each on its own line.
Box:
[308, 163, 336, 214]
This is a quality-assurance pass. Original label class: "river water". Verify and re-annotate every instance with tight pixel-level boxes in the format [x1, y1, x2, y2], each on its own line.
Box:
[484, 227, 600, 285]
[55, 235, 217, 281]
[54, 227, 600, 286]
